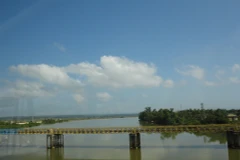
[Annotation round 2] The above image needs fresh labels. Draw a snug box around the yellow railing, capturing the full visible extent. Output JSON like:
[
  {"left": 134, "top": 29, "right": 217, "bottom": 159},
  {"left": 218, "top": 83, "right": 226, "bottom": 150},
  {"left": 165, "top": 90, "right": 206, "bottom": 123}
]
[{"left": 14, "top": 124, "right": 240, "bottom": 135}]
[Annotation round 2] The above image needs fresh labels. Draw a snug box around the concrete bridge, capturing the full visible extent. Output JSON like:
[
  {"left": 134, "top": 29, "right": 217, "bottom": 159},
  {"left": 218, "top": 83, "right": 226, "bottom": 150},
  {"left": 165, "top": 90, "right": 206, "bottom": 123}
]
[{"left": 0, "top": 124, "right": 240, "bottom": 149}]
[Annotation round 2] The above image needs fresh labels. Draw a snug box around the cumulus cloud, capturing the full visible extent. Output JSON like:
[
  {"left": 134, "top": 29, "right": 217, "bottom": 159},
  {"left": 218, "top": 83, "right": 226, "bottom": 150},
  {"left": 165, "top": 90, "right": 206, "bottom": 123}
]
[
  {"left": 96, "top": 92, "right": 112, "bottom": 102},
  {"left": 5, "top": 55, "right": 175, "bottom": 100},
  {"left": 64, "top": 56, "right": 170, "bottom": 88},
  {"left": 176, "top": 65, "right": 205, "bottom": 80},
  {"left": 9, "top": 64, "right": 83, "bottom": 91},
  {"left": 53, "top": 42, "right": 66, "bottom": 52},
  {"left": 73, "top": 94, "right": 84, "bottom": 104},
  {"left": 4, "top": 80, "right": 55, "bottom": 97},
  {"left": 9, "top": 56, "right": 173, "bottom": 89},
  {"left": 232, "top": 64, "right": 240, "bottom": 72}
]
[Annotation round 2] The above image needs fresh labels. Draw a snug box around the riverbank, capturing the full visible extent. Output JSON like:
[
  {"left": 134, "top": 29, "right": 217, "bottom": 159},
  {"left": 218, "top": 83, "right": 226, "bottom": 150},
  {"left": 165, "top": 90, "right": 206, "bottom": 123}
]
[
  {"left": 67, "top": 115, "right": 137, "bottom": 121},
  {"left": 0, "top": 119, "right": 68, "bottom": 129},
  {"left": 0, "top": 122, "right": 41, "bottom": 129}
]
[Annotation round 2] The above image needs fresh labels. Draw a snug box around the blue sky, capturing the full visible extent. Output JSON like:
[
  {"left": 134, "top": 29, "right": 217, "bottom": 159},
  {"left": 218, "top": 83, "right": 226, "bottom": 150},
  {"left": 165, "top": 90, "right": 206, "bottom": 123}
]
[{"left": 0, "top": 0, "right": 240, "bottom": 116}]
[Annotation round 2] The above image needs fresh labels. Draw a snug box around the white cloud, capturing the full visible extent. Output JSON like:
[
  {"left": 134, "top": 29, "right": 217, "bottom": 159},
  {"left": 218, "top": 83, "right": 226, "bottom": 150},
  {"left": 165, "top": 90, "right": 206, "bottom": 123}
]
[
  {"left": 6, "top": 55, "right": 176, "bottom": 101},
  {"left": 10, "top": 56, "right": 174, "bottom": 89},
  {"left": 229, "top": 77, "right": 240, "bottom": 84},
  {"left": 163, "top": 79, "right": 174, "bottom": 88},
  {"left": 176, "top": 65, "right": 205, "bottom": 80},
  {"left": 54, "top": 42, "right": 66, "bottom": 52},
  {"left": 64, "top": 56, "right": 169, "bottom": 88},
  {"left": 204, "top": 81, "right": 218, "bottom": 86},
  {"left": 96, "top": 92, "right": 111, "bottom": 102},
  {"left": 73, "top": 94, "right": 84, "bottom": 104},
  {"left": 9, "top": 64, "right": 83, "bottom": 91},
  {"left": 232, "top": 64, "right": 240, "bottom": 72},
  {"left": 4, "top": 80, "right": 55, "bottom": 97}
]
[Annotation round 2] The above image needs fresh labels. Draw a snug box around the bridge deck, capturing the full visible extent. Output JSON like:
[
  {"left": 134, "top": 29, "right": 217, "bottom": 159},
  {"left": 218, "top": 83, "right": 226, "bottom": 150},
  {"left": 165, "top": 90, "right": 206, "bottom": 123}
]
[{"left": 1, "top": 124, "right": 240, "bottom": 135}]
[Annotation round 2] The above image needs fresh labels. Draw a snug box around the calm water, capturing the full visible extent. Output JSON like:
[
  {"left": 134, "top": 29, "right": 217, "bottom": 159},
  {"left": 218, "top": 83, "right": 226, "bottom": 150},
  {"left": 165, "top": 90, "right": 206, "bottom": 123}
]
[{"left": 0, "top": 117, "right": 239, "bottom": 160}]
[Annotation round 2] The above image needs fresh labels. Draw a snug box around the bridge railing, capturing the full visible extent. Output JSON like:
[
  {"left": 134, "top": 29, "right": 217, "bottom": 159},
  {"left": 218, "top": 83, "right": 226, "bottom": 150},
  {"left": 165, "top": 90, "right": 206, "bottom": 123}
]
[{"left": 0, "top": 124, "right": 240, "bottom": 135}]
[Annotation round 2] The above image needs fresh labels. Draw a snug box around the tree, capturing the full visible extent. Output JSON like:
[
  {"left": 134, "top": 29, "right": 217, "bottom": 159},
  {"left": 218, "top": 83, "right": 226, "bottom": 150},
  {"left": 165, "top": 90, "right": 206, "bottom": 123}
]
[{"left": 138, "top": 107, "right": 231, "bottom": 125}]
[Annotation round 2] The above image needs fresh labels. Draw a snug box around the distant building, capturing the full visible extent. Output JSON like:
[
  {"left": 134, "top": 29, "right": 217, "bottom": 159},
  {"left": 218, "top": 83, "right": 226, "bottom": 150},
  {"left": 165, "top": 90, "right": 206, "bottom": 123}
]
[
  {"left": 36, "top": 121, "right": 42, "bottom": 124},
  {"left": 227, "top": 114, "right": 238, "bottom": 121},
  {"left": 16, "top": 122, "right": 29, "bottom": 125}
]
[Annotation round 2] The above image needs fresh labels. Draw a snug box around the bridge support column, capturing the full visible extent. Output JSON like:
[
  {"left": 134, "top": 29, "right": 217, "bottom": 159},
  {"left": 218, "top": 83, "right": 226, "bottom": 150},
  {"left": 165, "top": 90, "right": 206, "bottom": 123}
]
[
  {"left": 227, "top": 131, "right": 240, "bottom": 149},
  {"left": 136, "top": 133, "right": 141, "bottom": 148},
  {"left": 46, "top": 134, "right": 64, "bottom": 149},
  {"left": 129, "top": 133, "right": 141, "bottom": 149}
]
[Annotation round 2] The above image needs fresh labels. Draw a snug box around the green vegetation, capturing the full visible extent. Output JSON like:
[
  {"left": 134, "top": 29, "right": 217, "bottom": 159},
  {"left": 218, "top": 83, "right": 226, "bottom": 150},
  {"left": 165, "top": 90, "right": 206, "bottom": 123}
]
[
  {"left": 159, "top": 131, "right": 227, "bottom": 144},
  {"left": 193, "top": 132, "right": 227, "bottom": 144},
  {"left": 160, "top": 132, "right": 179, "bottom": 140},
  {"left": 42, "top": 119, "right": 68, "bottom": 124},
  {"left": 139, "top": 107, "right": 239, "bottom": 125},
  {"left": 0, "top": 118, "right": 68, "bottom": 129},
  {"left": 0, "top": 121, "right": 41, "bottom": 129}
]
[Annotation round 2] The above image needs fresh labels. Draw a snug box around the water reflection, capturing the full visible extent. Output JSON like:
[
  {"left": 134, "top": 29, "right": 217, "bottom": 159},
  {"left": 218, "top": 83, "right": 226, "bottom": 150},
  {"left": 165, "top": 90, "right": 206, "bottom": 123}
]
[
  {"left": 0, "top": 140, "right": 238, "bottom": 160},
  {"left": 228, "top": 149, "right": 240, "bottom": 160},
  {"left": 130, "top": 149, "right": 141, "bottom": 160},
  {"left": 193, "top": 132, "right": 227, "bottom": 144},
  {"left": 47, "top": 148, "right": 64, "bottom": 160},
  {"left": 44, "top": 147, "right": 240, "bottom": 160},
  {"left": 160, "top": 132, "right": 227, "bottom": 145},
  {"left": 46, "top": 148, "right": 142, "bottom": 160},
  {"left": 160, "top": 132, "right": 179, "bottom": 140}
]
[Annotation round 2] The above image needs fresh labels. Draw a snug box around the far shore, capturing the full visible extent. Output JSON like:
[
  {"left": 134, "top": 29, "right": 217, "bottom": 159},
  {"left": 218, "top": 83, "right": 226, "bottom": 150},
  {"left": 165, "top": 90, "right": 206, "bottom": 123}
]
[{"left": 66, "top": 115, "right": 138, "bottom": 121}]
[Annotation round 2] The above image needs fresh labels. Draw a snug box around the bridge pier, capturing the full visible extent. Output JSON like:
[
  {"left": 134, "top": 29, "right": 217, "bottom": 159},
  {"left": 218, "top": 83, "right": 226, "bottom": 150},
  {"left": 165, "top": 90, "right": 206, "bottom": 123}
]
[
  {"left": 129, "top": 133, "right": 141, "bottom": 149},
  {"left": 46, "top": 134, "right": 64, "bottom": 149},
  {"left": 226, "top": 131, "right": 240, "bottom": 149}
]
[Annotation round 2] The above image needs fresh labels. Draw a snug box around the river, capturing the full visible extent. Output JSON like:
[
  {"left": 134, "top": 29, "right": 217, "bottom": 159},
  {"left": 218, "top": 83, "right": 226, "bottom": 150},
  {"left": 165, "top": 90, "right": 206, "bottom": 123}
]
[{"left": 0, "top": 117, "right": 239, "bottom": 160}]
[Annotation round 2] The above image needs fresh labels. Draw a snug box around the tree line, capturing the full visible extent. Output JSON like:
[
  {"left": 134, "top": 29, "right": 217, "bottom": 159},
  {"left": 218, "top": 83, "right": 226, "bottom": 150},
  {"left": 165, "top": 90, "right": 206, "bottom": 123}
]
[
  {"left": 139, "top": 107, "right": 239, "bottom": 125},
  {"left": 42, "top": 119, "right": 68, "bottom": 124}
]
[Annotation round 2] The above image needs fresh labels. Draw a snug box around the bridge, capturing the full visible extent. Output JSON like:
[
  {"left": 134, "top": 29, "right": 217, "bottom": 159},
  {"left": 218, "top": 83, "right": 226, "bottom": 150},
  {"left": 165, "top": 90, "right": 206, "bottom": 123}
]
[{"left": 1, "top": 124, "right": 240, "bottom": 149}]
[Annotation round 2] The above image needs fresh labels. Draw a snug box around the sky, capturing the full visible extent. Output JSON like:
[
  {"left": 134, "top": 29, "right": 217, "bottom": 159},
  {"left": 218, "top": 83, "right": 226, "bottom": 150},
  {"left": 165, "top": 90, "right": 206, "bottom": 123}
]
[{"left": 0, "top": 0, "right": 240, "bottom": 116}]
